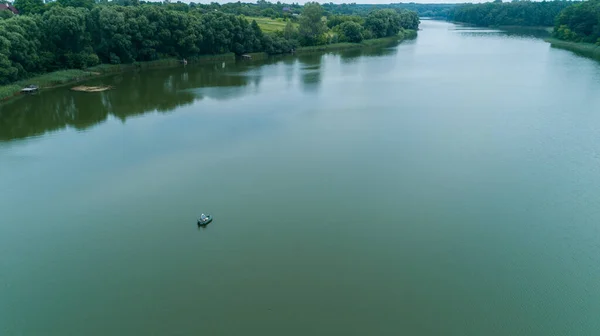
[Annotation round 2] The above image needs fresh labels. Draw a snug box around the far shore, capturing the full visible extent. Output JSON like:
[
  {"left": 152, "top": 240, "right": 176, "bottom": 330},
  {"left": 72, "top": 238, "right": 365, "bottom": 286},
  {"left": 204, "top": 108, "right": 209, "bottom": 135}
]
[{"left": 0, "top": 31, "right": 416, "bottom": 104}]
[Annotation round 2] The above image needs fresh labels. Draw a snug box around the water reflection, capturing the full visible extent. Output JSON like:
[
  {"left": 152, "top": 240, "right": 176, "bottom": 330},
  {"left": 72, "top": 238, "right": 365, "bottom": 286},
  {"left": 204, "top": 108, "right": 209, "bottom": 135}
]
[
  {"left": 0, "top": 63, "right": 250, "bottom": 142},
  {"left": 297, "top": 54, "right": 323, "bottom": 93},
  {"left": 501, "top": 27, "right": 552, "bottom": 39},
  {"left": 339, "top": 46, "right": 398, "bottom": 64},
  {"left": 0, "top": 47, "right": 402, "bottom": 142},
  {"left": 453, "top": 26, "right": 551, "bottom": 39}
]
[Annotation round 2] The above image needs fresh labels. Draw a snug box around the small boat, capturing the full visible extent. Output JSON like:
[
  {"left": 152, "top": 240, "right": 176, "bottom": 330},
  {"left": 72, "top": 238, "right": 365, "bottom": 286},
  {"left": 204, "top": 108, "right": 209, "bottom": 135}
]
[
  {"left": 197, "top": 214, "right": 213, "bottom": 226},
  {"left": 21, "top": 85, "right": 39, "bottom": 94}
]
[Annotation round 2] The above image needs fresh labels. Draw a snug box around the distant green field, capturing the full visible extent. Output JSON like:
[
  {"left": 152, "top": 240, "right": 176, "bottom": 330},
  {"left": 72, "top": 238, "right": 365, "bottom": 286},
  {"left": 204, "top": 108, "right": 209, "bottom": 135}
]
[{"left": 246, "top": 16, "right": 295, "bottom": 33}]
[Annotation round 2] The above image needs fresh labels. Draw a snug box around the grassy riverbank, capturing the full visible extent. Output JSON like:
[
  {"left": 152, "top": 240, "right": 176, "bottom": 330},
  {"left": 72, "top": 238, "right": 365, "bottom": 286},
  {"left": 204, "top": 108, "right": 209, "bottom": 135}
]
[
  {"left": 0, "top": 54, "right": 235, "bottom": 102},
  {"left": 546, "top": 38, "right": 600, "bottom": 61},
  {"left": 0, "top": 70, "right": 98, "bottom": 101},
  {"left": 297, "top": 30, "right": 417, "bottom": 53}
]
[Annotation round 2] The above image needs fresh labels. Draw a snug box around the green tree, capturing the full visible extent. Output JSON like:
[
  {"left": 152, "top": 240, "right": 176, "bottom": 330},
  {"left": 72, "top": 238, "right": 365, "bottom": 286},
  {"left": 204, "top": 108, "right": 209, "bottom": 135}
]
[
  {"left": 0, "top": 15, "right": 42, "bottom": 76},
  {"left": 283, "top": 21, "right": 298, "bottom": 40},
  {"left": 57, "top": 0, "right": 95, "bottom": 9},
  {"left": 41, "top": 6, "right": 96, "bottom": 68},
  {"left": 365, "top": 9, "right": 401, "bottom": 38},
  {"left": 13, "top": 0, "right": 45, "bottom": 15},
  {"left": 0, "top": 10, "right": 13, "bottom": 19},
  {"left": 554, "top": 0, "right": 600, "bottom": 43},
  {"left": 326, "top": 14, "right": 363, "bottom": 29},
  {"left": 451, "top": 1, "right": 572, "bottom": 27},
  {"left": 261, "top": 7, "right": 276, "bottom": 18},
  {"left": 298, "top": 2, "right": 326, "bottom": 46},
  {"left": 398, "top": 10, "right": 419, "bottom": 30},
  {"left": 0, "top": 35, "right": 19, "bottom": 84},
  {"left": 338, "top": 21, "right": 363, "bottom": 43}
]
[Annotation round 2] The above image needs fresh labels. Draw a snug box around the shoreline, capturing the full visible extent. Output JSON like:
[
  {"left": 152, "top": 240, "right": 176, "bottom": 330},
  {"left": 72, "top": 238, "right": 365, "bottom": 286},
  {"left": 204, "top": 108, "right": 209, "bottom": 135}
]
[
  {"left": 451, "top": 21, "right": 553, "bottom": 31},
  {"left": 296, "top": 30, "right": 417, "bottom": 53},
  {"left": 0, "top": 54, "right": 235, "bottom": 103},
  {"left": 545, "top": 38, "right": 600, "bottom": 61},
  {"left": 0, "top": 32, "right": 416, "bottom": 104}
]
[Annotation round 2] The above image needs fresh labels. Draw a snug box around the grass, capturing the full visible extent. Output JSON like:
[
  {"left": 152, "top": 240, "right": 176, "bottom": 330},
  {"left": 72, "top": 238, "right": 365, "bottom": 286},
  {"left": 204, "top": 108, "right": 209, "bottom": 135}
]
[
  {"left": 0, "top": 84, "right": 22, "bottom": 101},
  {"left": 246, "top": 16, "right": 295, "bottom": 33},
  {"left": 21, "top": 69, "right": 97, "bottom": 87},
  {"left": 545, "top": 38, "right": 600, "bottom": 61},
  {"left": 0, "top": 70, "right": 97, "bottom": 101}
]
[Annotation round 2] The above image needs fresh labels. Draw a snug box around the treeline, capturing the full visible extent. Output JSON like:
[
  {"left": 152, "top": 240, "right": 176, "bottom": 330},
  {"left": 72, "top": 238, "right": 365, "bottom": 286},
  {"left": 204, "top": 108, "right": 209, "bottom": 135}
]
[
  {"left": 327, "top": 9, "right": 419, "bottom": 44},
  {"left": 0, "top": 1, "right": 418, "bottom": 85},
  {"left": 554, "top": 0, "right": 600, "bottom": 44},
  {"left": 322, "top": 3, "right": 454, "bottom": 19},
  {"left": 450, "top": 1, "right": 573, "bottom": 27},
  {"left": 176, "top": 2, "right": 451, "bottom": 19},
  {"left": 140, "top": 0, "right": 303, "bottom": 19},
  {"left": 0, "top": 6, "right": 283, "bottom": 84}
]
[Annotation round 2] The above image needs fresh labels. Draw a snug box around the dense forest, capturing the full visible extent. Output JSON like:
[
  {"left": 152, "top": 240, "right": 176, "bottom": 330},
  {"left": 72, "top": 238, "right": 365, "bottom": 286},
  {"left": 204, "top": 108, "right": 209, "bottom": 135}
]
[
  {"left": 0, "top": 1, "right": 418, "bottom": 85},
  {"left": 553, "top": 0, "right": 600, "bottom": 44},
  {"left": 450, "top": 1, "right": 573, "bottom": 27},
  {"left": 322, "top": 3, "right": 455, "bottom": 19},
  {"left": 448, "top": 0, "right": 600, "bottom": 45}
]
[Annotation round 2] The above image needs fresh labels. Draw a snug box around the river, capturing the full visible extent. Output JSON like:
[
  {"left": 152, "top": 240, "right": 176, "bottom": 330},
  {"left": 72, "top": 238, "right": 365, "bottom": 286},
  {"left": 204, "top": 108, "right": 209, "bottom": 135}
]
[{"left": 1, "top": 20, "right": 600, "bottom": 335}]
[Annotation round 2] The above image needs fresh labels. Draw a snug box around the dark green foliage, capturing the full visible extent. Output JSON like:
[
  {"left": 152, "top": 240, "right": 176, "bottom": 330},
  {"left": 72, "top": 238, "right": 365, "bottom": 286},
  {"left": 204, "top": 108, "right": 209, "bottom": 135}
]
[
  {"left": 57, "top": 0, "right": 95, "bottom": 9},
  {"left": 393, "top": 3, "right": 455, "bottom": 19},
  {"left": 0, "top": 10, "right": 13, "bottom": 19},
  {"left": 451, "top": 1, "right": 573, "bottom": 27},
  {"left": 327, "top": 15, "right": 363, "bottom": 29},
  {"left": 0, "top": 0, "right": 419, "bottom": 86},
  {"left": 0, "top": 15, "right": 42, "bottom": 83},
  {"left": 13, "top": 0, "right": 44, "bottom": 15},
  {"left": 338, "top": 21, "right": 363, "bottom": 43},
  {"left": 554, "top": 0, "right": 600, "bottom": 44},
  {"left": 365, "top": 9, "right": 403, "bottom": 39},
  {"left": 398, "top": 10, "right": 419, "bottom": 30},
  {"left": 41, "top": 7, "right": 95, "bottom": 69},
  {"left": 298, "top": 2, "right": 327, "bottom": 46},
  {"left": 262, "top": 34, "right": 298, "bottom": 54},
  {"left": 325, "top": 8, "right": 417, "bottom": 42},
  {"left": 283, "top": 21, "right": 299, "bottom": 40},
  {"left": 190, "top": 1, "right": 301, "bottom": 19},
  {"left": 0, "top": 4, "right": 270, "bottom": 83},
  {"left": 322, "top": 3, "right": 454, "bottom": 19}
]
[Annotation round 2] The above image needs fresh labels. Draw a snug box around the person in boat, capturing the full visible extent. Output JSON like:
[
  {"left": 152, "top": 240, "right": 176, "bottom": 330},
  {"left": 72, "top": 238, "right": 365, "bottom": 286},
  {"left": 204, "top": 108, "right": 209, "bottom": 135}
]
[{"left": 200, "top": 214, "right": 207, "bottom": 222}]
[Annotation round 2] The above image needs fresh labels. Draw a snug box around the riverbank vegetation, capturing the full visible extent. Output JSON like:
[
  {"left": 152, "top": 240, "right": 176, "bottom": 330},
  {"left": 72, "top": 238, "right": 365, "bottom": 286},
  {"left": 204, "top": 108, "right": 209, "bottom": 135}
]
[
  {"left": 297, "top": 31, "right": 416, "bottom": 53},
  {"left": 450, "top": 1, "right": 573, "bottom": 27},
  {"left": 0, "top": 0, "right": 419, "bottom": 90},
  {"left": 546, "top": 38, "right": 600, "bottom": 60},
  {"left": 553, "top": 0, "right": 600, "bottom": 45}
]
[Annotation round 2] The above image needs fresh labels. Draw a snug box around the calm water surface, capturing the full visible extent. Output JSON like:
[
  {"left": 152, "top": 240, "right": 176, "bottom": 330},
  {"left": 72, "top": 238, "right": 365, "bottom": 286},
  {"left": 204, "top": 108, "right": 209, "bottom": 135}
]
[{"left": 2, "top": 21, "right": 600, "bottom": 335}]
